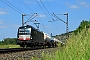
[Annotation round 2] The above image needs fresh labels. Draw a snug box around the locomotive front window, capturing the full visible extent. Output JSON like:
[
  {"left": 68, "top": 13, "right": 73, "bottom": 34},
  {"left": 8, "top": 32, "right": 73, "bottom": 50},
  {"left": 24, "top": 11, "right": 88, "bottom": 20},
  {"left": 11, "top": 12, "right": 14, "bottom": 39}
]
[
  {"left": 25, "top": 29, "right": 30, "bottom": 33},
  {"left": 19, "top": 28, "right": 31, "bottom": 35}
]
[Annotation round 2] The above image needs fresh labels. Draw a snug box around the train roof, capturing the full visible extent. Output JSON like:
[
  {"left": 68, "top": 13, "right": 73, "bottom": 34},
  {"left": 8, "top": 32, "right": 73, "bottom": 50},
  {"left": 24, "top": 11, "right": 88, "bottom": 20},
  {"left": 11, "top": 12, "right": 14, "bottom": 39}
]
[
  {"left": 18, "top": 25, "right": 43, "bottom": 32},
  {"left": 43, "top": 32, "right": 51, "bottom": 36},
  {"left": 19, "top": 25, "right": 34, "bottom": 28}
]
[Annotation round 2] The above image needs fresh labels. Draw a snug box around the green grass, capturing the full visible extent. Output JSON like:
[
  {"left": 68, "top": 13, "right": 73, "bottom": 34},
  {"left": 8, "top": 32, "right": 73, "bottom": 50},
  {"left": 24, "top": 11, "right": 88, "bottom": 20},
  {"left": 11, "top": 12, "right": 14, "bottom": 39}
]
[
  {"left": 0, "top": 45, "right": 20, "bottom": 49},
  {"left": 37, "top": 29, "right": 90, "bottom": 60}
]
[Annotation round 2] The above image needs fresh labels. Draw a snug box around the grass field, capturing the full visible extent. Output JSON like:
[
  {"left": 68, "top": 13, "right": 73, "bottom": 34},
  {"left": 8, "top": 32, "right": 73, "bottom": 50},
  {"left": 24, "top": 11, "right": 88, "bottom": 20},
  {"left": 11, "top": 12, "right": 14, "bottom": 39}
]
[
  {"left": 33, "top": 29, "right": 90, "bottom": 60},
  {"left": 0, "top": 45, "right": 20, "bottom": 49}
]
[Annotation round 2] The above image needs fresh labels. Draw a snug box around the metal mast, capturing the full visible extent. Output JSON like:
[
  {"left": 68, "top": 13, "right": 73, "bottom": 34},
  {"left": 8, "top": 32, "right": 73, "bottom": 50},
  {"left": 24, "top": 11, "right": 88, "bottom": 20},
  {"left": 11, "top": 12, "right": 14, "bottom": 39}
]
[
  {"left": 51, "top": 13, "right": 69, "bottom": 39},
  {"left": 22, "top": 13, "right": 38, "bottom": 26},
  {"left": 65, "top": 13, "right": 69, "bottom": 39},
  {"left": 22, "top": 14, "right": 26, "bottom": 26}
]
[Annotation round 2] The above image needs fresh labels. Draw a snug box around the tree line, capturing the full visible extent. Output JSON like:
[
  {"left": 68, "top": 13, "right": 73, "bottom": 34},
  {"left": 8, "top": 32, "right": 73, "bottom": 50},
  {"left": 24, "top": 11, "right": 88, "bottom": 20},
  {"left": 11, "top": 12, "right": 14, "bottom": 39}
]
[
  {"left": 0, "top": 38, "right": 17, "bottom": 45},
  {"left": 74, "top": 20, "right": 90, "bottom": 34},
  {"left": 53, "top": 20, "right": 90, "bottom": 39}
]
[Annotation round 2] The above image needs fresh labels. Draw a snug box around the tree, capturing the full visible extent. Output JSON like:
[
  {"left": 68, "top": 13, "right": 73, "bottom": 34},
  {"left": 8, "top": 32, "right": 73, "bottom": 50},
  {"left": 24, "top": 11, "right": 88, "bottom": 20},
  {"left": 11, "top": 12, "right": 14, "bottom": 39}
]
[
  {"left": 74, "top": 20, "right": 90, "bottom": 34},
  {"left": 0, "top": 38, "right": 17, "bottom": 45}
]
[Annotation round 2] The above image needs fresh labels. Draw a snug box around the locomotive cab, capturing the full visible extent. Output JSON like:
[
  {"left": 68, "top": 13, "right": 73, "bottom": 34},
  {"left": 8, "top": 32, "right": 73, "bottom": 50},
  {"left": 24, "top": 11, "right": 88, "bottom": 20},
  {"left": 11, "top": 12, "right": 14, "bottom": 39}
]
[
  {"left": 18, "top": 27, "right": 31, "bottom": 40},
  {"left": 17, "top": 25, "right": 44, "bottom": 47},
  {"left": 17, "top": 25, "right": 32, "bottom": 47}
]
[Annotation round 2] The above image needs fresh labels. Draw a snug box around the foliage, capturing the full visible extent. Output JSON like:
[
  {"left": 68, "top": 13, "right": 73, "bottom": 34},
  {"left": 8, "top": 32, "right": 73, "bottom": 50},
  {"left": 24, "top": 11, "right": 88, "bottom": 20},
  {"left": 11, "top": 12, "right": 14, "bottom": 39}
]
[
  {"left": 74, "top": 20, "right": 90, "bottom": 34},
  {"left": 54, "top": 20, "right": 90, "bottom": 38},
  {"left": 0, "top": 38, "right": 17, "bottom": 45}
]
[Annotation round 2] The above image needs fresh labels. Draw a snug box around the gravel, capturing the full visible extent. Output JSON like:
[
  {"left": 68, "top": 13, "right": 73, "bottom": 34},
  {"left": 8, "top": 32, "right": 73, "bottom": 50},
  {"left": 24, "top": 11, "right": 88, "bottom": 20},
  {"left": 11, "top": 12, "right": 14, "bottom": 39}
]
[{"left": 0, "top": 47, "right": 60, "bottom": 60}]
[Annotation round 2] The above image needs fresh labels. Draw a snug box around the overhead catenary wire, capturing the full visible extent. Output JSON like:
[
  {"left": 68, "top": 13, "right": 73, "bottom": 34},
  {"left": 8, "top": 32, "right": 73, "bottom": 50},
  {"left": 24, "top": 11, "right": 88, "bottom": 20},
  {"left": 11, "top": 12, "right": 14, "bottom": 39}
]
[
  {"left": 56, "top": 21, "right": 65, "bottom": 32},
  {"left": 35, "top": 0, "right": 51, "bottom": 34},
  {"left": 51, "top": 22, "right": 61, "bottom": 32},
  {"left": 24, "top": 13, "right": 38, "bottom": 24},
  {"left": 5, "top": 0, "right": 24, "bottom": 14},
  {"left": 52, "top": 13, "right": 66, "bottom": 23},
  {"left": 45, "top": 1, "right": 66, "bottom": 34},
  {"left": 45, "top": 0, "right": 63, "bottom": 32},
  {"left": 1, "top": 0, "right": 66, "bottom": 36},
  {"left": 18, "top": 0, "right": 34, "bottom": 13},
  {"left": 45, "top": 0, "right": 66, "bottom": 33},
  {"left": 40, "top": 24, "right": 50, "bottom": 34},
  {"left": 1, "top": 0, "right": 56, "bottom": 33},
  {"left": 3, "top": 0, "right": 35, "bottom": 19},
  {"left": 1, "top": 0, "right": 22, "bottom": 14},
  {"left": 36, "top": 0, "right": 61, "bottom": 34},
  {"left": 36, "top": 15, "right": 50, "bottom": 34},
  {"left": 1, "top": 0, "right": 37, "bottom": 26},
  {"left": 40, "top": 0, "right": 54, "bottom": 20},
  {"left": 6, "top": 0, "right": 37, "bottom": 24},
  {"left": 36, "top": 0, "right": 51, "bottom": 20},
  {"left": 40, "top": 0, "right": 60, "bottom": 32},
  {"left": 46, "top": 0, "right": 53, "bottom": 13}
]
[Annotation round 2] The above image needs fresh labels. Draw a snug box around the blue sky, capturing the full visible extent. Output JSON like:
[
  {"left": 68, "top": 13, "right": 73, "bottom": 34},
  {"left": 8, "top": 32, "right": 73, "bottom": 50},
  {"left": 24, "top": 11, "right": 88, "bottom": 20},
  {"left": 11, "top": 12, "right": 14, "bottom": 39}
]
[{"left": 0, "top": 0, "right": 90, "bottom": 41}]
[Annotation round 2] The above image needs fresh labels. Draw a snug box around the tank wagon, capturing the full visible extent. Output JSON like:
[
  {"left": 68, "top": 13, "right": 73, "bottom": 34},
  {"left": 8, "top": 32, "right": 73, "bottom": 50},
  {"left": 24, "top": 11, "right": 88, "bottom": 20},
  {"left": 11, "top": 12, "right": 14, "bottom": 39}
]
[{"left": 17, "top": 25, "right": 60, "bottom": 47}]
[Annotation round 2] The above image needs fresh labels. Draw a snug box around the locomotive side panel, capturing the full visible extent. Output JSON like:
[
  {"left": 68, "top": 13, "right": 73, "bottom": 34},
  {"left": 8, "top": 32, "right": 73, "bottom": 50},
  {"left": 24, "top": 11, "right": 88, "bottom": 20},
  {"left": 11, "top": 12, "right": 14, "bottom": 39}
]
[
  {"left": 31, "top": 29, "right": 44, "bottom": 43},
  {"left": 36, "top": 31, "right": 44, "bottom": 43}
]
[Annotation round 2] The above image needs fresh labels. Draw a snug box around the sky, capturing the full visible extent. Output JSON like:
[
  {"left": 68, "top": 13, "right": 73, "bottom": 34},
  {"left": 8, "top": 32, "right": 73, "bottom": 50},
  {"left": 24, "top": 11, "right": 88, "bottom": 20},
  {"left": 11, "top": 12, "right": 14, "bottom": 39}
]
[{"left": 0, "top": 0, "right": 90, "bottom": 41}]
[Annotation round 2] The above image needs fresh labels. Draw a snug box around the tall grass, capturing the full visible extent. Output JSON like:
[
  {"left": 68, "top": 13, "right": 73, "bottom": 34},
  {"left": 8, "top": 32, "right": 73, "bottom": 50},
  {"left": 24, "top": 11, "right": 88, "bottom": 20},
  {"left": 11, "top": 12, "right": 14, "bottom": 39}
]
[
  {"left": 40, "top": 29, "right": 90, "bottom": 60},
  {"left": 0, "top": 45, "right": 20, "bottom": 48}
]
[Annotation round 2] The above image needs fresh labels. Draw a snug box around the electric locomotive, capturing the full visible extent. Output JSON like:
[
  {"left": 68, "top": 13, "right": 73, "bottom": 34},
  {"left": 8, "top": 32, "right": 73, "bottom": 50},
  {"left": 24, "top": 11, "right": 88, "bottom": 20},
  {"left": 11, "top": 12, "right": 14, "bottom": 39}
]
[
  {"left": 17, "top": 25, "right": 44, "bottom": 47},
  {"left": 17, "top": 25, "right": 60, "bottom": 47}
]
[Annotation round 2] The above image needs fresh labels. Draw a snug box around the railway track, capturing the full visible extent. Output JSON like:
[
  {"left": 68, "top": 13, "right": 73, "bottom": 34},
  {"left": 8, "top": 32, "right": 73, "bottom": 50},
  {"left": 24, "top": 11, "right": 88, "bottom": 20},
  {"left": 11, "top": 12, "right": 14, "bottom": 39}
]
[
  {"left": 0, "top": 47, "right": 59, "bottom": 60},
  {"left": 0, "top": 47, "right": 45, "bottom": 53}
]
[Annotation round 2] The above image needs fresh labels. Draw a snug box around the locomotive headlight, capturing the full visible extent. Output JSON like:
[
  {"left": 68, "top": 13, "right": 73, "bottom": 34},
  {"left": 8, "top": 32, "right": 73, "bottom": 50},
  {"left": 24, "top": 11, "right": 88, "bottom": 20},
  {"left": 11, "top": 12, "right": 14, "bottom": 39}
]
[
  {"left": 31, "top": 36, "right": 32, "bottom": 39},
  {"left": 25, "top": 27, "right": 26, "bottom": 28}
]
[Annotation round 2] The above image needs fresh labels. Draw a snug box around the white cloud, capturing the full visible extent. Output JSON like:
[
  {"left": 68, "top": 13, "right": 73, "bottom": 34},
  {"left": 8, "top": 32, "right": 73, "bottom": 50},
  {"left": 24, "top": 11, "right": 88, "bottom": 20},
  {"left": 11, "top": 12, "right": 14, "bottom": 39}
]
[
  {"left": 77, "top": 1, "right": 90, "bottom": 8},
  {"left": 37, "top": 0, "right": 53, "bottom": 1},
  {"left": 0, "top": 8, "right": 8, "bottom": 10},
  {"left": 66, "top": 1, "right": 90, "bottom": 9},
  {"left": 65, "top": 2, "right": 78, "bottom": 9},
  {"left": 0, "top": 11, "right": 7, "bottom": 15},
  {"left": 70, "top": 5, "right": 78, "bottom": 9},
  {"left": 76, "top": 0, "right": 79, "bottom": 2},
  {"left": 0, "top": 26, "right": 7, "bottom": 28},
  {"left": 38, "top": 14, "right": 46, "bottom": 18},
  {"left": 79, "top": 2, "right": 87, "bottom": 5},
  {"left": 0, "top": 8, "right": 8, "bottom": 15},
  {"left": 85, "top": 4, "right": 90, "bottom": 7},
  {"left": 0, "top": 19, "right": 20, "bottom": 29},
  {"left": 0, "top": 20, "right": 3, "bottom": 24},
  {"left": 6, "top": 24, "right": 20, "bottom": 28},
  {"left": 25, "top": 1, "right": 36, "bottom": 4},
  {"left": 12, "top": 24, "right": 20, "bottom": 28}
]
